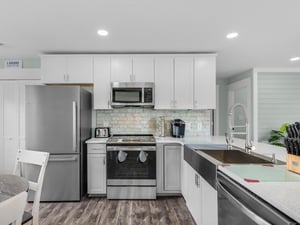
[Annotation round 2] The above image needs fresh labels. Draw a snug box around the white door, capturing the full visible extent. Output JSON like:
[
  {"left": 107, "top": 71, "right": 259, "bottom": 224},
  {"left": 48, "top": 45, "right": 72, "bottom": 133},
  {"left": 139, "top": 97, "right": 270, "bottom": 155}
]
[
  {"left": 174, "top": 57, "right": 194, "bottom": 109},
  {"left": 93, "top": 57, "right": 111, "bottom": 109},
  {"left": 194, "top": 56, "right": 216, "bottom": 109},
  {"left": 67, "top": 56, "right": 93, "bottom": 83},
  {"left": 87, "top": 154, "right": 106, "bottom": 194},
  {"left": 228, "top": 78, "right": 251, "bottom": 139},
  {"left": 132, "top": 56, "right": 154, "bottom": 82},
  {"left": 163, "top": 145, "right": 181, "bottom": 192},
  {"left": 111, "top": 56, "right": 132, "bottom": 82},
  {"left": 42, "top": 56, "right": 66, "bottom": 83},
  {"left": 154, "top": 57, "right": 174, "bottom": 109},
  {"left": 0, "top": 83, "right": 20, "bottom": 173}
]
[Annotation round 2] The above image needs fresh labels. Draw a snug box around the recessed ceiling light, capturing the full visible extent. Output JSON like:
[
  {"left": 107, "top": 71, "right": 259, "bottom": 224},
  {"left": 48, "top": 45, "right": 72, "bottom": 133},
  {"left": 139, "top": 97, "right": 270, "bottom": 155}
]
[
  {"left": 226, "top": 32, "right": 239, "bottom": 39},
  {"left": 290, "top": 57, "right": 300, "bottom": 62},
  {"left": 97, "top": 29, "right": 109, "bottom": 36}
]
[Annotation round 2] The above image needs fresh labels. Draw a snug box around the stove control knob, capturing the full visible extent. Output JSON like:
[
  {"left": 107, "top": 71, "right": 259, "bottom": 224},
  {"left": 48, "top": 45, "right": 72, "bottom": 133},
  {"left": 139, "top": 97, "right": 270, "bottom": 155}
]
[{"left": 138, "top": 151, "right": 148, "bottom": 163}]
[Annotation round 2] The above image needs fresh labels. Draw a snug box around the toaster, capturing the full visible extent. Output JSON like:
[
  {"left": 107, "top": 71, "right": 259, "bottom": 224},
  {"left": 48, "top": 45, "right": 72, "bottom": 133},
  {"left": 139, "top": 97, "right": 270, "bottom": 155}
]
[{"left": 95, "top": 127, "right": 110, "bottom": 138}]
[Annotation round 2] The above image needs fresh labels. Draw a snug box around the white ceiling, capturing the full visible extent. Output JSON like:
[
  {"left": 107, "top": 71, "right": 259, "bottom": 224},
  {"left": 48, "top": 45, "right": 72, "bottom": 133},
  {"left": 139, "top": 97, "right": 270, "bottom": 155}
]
[{"left": 0, "top": 0, "right": 300, "bottom": 78}]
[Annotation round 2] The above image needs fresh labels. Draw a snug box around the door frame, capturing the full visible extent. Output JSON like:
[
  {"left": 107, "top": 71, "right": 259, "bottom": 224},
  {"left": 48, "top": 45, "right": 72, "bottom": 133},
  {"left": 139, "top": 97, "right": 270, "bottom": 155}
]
[{"left": 227, "top": 78, "right": 251, "bottom": 139}]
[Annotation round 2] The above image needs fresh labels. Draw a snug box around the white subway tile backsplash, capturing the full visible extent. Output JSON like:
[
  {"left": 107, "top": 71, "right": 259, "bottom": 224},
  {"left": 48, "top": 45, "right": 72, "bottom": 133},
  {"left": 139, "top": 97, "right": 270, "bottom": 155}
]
[{"left": 96, "top": 108, "right": 211, "bottom": 136}]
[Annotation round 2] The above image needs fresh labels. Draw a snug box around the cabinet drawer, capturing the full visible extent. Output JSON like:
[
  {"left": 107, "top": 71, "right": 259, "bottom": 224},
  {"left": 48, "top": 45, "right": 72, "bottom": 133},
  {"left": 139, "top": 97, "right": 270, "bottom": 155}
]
[{"left": 87, "top": 144, "right": 106, "bottom": 154}]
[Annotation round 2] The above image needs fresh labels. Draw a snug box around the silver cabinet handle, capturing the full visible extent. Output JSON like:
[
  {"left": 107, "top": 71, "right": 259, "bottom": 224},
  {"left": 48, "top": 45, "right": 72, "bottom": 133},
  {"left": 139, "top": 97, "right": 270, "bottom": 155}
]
[
  {"left": 217, "top": 180, "right": 271, "bottom": 225},
  {"left": 103, "top": 158, "right": 106, "bottom": 165},
  {"left": 72, "top": 101, "right": 77, "bottom": 152}
]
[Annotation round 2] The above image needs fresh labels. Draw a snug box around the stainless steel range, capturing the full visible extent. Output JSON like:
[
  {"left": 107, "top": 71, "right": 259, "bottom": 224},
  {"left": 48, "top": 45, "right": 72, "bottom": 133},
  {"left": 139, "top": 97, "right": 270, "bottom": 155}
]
[{"left": 106, "top": 134, "right": 156, "bottom": 199}]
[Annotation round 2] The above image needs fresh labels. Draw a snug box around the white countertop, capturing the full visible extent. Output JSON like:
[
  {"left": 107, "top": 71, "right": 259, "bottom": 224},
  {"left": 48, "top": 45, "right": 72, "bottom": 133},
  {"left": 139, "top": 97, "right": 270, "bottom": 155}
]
[
  {"left": 85, "top": 138, "right": 108, "bottom": 144},
  {"left": 219, "top": 165, "right": 300, "bottom": 222}
]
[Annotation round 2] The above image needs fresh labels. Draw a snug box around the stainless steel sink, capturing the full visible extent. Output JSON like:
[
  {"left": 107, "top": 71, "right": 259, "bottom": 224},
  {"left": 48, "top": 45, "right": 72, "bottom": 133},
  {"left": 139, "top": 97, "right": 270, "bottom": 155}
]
[{"left": 199, "top": 150, "right": 273, "bottom": 164}]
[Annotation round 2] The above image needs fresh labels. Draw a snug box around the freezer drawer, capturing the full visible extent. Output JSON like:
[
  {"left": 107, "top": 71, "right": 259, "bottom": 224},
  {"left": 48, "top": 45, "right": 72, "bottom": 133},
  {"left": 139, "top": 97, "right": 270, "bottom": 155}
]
[{"left": 25, "top": 154, "right": 80, "bottom": 201}]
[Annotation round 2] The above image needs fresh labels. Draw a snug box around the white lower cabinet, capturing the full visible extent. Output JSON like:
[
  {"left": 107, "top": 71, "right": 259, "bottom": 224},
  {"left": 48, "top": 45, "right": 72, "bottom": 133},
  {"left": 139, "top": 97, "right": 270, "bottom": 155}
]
[
  {"left": 157, "top": 144, "right": 181, "bottom": 194},
  {"left": 87, "top": 144, "right": 106, "bottom": 195},
  {"left": 183, "top": 161, "right": 217, "bottom": 225}
]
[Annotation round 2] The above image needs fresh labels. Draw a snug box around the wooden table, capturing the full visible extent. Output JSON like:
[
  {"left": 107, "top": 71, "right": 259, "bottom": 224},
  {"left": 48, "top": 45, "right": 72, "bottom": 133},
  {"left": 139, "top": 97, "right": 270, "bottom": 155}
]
[{"left": 0, "top": 174, "right": 29, "bottom": 202}]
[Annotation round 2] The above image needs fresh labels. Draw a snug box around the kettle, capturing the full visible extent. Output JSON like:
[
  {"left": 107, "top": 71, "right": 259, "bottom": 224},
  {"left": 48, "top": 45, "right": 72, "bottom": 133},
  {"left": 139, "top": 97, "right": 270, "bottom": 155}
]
[{"left": 170, "top": 119, "right": 185, "bottom": 138}]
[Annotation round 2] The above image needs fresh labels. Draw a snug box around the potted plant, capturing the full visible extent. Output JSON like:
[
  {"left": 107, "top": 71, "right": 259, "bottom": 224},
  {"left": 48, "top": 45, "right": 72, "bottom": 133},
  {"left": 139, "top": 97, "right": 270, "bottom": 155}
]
[{"left": 268, "top": 123, "right": 289, "bottom": 147}]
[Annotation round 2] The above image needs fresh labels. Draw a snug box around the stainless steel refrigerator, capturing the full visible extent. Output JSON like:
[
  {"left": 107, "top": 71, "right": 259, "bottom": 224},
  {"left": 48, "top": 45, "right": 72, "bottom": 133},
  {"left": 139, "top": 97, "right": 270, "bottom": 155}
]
[{"left": 25, "top": 85, "right": 91, "bottom": 201}]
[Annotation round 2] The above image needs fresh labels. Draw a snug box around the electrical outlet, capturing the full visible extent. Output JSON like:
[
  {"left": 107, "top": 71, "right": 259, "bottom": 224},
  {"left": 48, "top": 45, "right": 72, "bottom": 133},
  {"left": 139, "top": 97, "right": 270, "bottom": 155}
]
[
  {"left": 198, "top": 122, "right": 202, "bottom": 130},
  {"left": 186, "top": 122, "right": 191, "bottom": 130}
]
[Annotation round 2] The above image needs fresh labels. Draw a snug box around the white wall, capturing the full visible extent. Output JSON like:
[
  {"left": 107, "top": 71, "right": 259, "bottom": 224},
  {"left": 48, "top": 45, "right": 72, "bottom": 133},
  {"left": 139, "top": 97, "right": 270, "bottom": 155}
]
[{"left": 257, "top": 72, "right": 300, "bottom": 141}]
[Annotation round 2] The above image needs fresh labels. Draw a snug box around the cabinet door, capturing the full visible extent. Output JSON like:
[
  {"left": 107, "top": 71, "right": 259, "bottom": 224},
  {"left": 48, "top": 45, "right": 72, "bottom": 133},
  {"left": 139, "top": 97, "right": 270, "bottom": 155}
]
[
  {"left": 201, "top": 177, "right": 218, "bottom": 225},
  {"left": 0, "top": 83, "right": 20, "bottom": 173},
  {"left": 111, "top": 56, "right": 132, "bottom": 82},
  {"left": 87, "top": 153, "right": 106, "bottom": 194},
  {"left": 94, "top": 57, "right": 111, "bottom": 109},
  {"left": 42, "top": 56, "right": 66, "bottom": 83},
  {"left": 67, "top": 56, "right": 93, "bottom": 83},
  {"left": 132, "top": 56, "right": 154, "bottom": 82},
  {"left": 174, "top": 57, "right": 194, "bottom": 109},
  {"left": 194, "top": 56, "right": 216, "bottom": 109},
  {"left": 164, "top": 145, "right": 181, "bottom": 192},
  {"left": 154, "top": 57, "right": 174, "bottom": 109}
]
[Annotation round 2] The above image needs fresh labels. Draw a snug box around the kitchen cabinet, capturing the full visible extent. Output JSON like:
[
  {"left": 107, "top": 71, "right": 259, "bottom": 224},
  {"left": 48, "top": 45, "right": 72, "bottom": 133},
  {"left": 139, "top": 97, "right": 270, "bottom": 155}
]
[
  {"left": 155, "top": 54, "right": 216, "bottom": 110},
  {"left": 87, "top": 143, "right": 106, "bottom": 195},
  {"left": 111, "top": 56, "right": 154, "bottom": 82},
  {"left": 194, "top": 55, "right": 216, "bottom": 109},
  {"left": 41, "top": 55, "right": 93, "bottom": 84},
  {"left": 93, "top": 57, "right": 111, "bottom": 109},
  {"left": 174, "top": 57, "right": 194, "bottom": 109},
  {"left": 183, "top": 160, "right": 217, "bottom": 225},
  {"left": 154, "top": 57, "right": 174, "bottom": 109},
  {"left": 157, "top": 144, "right": 181, "bottom": 194}
]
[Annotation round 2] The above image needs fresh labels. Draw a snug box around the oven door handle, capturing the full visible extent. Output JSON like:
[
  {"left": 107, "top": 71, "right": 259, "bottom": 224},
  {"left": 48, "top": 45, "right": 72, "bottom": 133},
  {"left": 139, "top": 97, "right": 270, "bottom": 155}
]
[{"left": 217, "top": 180, "right": 272, "bottom": 225}]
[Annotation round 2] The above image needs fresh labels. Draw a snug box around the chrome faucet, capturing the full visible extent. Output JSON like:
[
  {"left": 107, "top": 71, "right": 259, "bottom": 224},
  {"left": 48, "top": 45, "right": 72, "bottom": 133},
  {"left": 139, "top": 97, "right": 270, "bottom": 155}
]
[{"left": 226, "top": 103, "right": 255, "bottom": 153}]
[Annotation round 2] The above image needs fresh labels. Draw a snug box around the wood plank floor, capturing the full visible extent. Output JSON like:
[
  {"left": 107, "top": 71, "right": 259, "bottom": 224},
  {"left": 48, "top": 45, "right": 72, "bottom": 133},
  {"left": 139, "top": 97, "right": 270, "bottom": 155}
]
[{"left": 27, "top": 197, "right": 196, "bottom": 225}]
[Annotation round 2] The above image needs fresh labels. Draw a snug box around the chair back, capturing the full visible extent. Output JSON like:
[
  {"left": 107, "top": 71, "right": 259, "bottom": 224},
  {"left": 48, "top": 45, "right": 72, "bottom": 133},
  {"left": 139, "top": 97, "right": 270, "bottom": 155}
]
[
  {"left": 0, "top": 191, "right": 28, "bottom": 225},
  {"left": 13, "top": 149, "right": 49, "bottom": 225}
]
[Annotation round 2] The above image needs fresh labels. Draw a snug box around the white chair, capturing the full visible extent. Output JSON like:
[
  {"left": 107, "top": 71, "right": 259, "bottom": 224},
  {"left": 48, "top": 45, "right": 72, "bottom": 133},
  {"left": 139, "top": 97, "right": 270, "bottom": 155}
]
[
  {"left": 0, "top": 191, "right": 28, "bottom": 225},
  {"left": 13, "top": 149, "right": 50, "bottom": 225}
]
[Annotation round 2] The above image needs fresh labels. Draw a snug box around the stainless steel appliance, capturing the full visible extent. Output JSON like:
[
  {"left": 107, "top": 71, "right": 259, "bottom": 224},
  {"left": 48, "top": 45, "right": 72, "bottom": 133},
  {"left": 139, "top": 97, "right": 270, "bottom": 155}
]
[
  {"left": 95, "top": 127, "right": 110, "bottom": 138},
  {"left": 106, "top": 134, "right": 156, "bottom": 199},
  {"left": 217, "top": 171, "right": 297, "bottom": 225},
  {"left": 25, "top": 85, "right": 91, "bottom": 201},
  {"left": 171, "top": 119, "right": 185, "bottom": 138},
  {"left": 111, "top": 82, "right": 154, "bottom": 107}
]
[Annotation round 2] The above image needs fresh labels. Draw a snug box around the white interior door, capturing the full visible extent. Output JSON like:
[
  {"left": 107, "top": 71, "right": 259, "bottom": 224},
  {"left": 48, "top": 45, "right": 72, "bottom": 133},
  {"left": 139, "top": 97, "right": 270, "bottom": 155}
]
[{"left": 228, "top": 78, "right": 251, "bottom": 139}]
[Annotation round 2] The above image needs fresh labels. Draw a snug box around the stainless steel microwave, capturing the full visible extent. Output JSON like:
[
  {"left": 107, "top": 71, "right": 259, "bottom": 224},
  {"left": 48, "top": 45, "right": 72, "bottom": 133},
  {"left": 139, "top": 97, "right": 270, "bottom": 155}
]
[{"left": 111, "top": 82, "right": 154, "bottom": 107}]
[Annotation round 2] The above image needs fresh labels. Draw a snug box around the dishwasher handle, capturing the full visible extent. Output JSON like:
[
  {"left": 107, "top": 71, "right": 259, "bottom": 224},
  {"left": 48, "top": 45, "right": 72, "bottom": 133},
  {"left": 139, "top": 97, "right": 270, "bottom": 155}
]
[{"left": 217, "top": 179, "right": 272, "bottom": 225}]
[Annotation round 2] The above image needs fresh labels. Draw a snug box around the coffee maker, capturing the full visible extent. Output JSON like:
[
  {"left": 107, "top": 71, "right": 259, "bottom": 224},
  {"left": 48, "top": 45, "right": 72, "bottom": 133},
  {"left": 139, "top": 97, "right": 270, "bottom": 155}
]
[{"left": 171, "top": 119, "right": 185, "bottom": 138}]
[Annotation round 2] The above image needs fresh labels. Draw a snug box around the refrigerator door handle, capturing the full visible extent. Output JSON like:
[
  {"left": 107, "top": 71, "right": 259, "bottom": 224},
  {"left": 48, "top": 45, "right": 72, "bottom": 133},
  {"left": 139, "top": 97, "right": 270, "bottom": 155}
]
[
  {"left": 49, "top": 156, "right": 78, "bottom": 162},
  {"left": 73, "top": 101, "right": 77, "bottom": 152}
]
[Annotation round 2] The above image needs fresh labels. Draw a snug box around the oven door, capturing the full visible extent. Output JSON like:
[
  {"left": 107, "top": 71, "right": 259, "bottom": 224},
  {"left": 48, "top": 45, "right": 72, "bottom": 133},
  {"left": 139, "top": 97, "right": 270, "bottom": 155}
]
[
  {"left": 217, "top": 172, "right": 296, "bottom": 225},
  {"left": 107, "top": 147, "right": 156, "bottom": 180}
]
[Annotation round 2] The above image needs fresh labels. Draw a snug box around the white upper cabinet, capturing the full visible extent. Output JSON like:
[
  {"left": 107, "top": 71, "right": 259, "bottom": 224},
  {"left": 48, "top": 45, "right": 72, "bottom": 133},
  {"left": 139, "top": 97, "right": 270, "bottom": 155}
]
[
  {"left": 174, "top": 57, "right": 194, "bottom": 109},
  {"left": 194, "top": 56, "right": 216, "bottom": 109},
  {"left": 111, "top": 56, "right": 133, "bottom": 82},
  {"left": 93, "top": 57, "right": 111, "bottom": 109},
  {"left": 42, "top": 55, "right": 93, "bottom": 84},
  {"left": 132, "top": 56, "right": 154, "bottom": 82},
  {"left": 111, "top": 56, "right": 154, "bottom": 82},
  {"left": 154, "top": 57, "right": 174, "bottom": 109}
]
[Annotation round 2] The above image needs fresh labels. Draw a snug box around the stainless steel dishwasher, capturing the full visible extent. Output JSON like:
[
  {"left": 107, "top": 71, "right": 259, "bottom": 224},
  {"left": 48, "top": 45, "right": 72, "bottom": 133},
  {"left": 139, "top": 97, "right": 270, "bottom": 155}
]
[{"left": 217, "top": 171, "right": 298, "bottom": 225}]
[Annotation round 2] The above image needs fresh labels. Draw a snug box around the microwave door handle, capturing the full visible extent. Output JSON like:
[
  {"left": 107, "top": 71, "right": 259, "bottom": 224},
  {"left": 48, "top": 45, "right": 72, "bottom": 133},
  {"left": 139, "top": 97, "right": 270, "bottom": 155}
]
[
  {"left": 217, "top": 180, "right": 272, "bottom": 225},
  {"left": 72, "top": 101, "right": 77, "bottom": 152}
]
